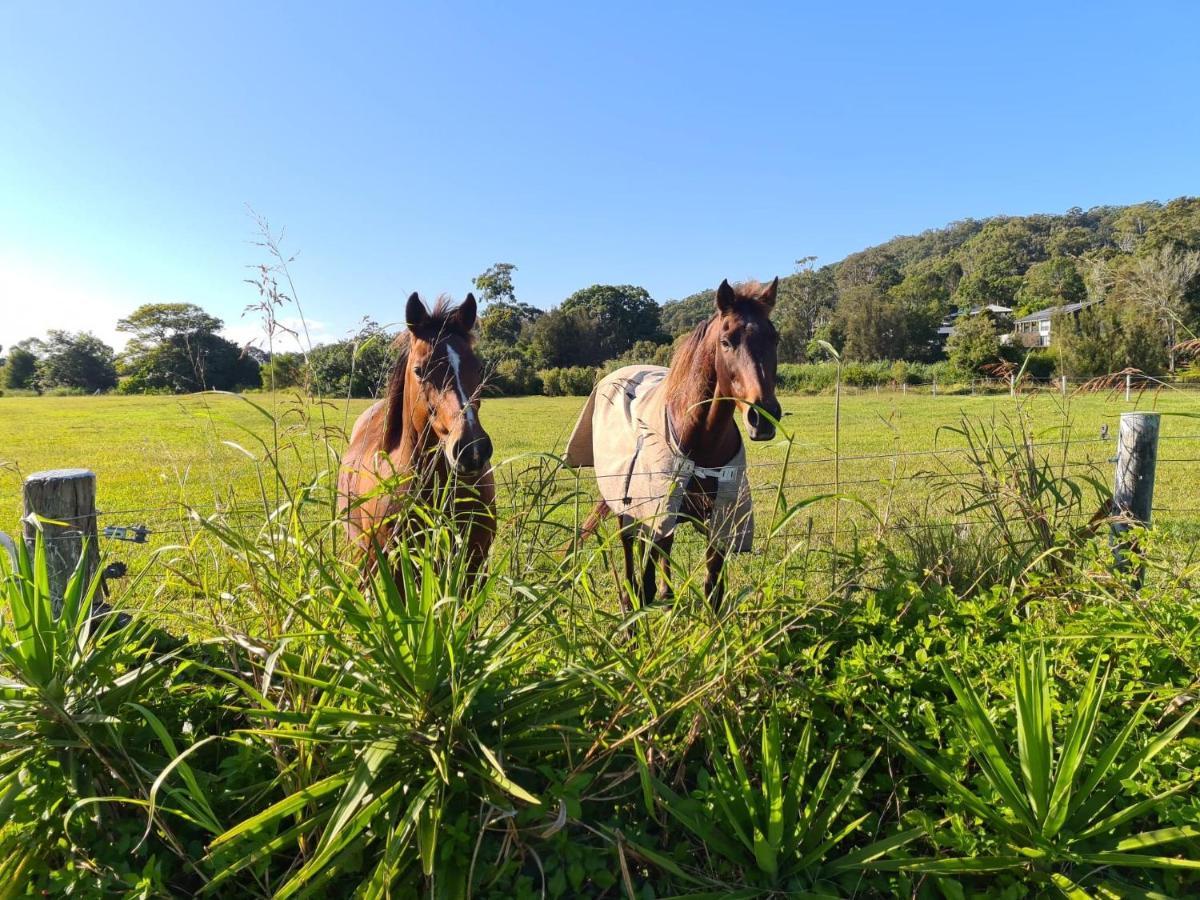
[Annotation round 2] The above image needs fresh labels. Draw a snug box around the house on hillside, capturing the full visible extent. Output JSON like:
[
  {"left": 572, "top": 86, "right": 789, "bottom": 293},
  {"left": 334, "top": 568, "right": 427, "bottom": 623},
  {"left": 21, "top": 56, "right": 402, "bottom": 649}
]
[
  {"left": 936, "top": 304, "right": 1013, "bottom": 350},
  {"left": 1012, "top": 300, "right": 1097, "bottom": 348}
]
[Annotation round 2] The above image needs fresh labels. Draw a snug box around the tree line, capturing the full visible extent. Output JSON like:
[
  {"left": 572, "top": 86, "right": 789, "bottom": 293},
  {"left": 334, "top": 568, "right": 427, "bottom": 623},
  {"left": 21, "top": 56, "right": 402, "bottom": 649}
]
[{"left": 4, "top": 197, "right": 1199, "bottom": 397}]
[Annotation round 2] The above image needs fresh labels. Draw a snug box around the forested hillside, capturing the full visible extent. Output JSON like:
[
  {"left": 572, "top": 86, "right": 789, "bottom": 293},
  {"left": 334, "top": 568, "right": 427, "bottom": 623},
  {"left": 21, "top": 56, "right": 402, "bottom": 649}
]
[{"left": 662, "top": 197, "right": 1200, "bottom": 367}]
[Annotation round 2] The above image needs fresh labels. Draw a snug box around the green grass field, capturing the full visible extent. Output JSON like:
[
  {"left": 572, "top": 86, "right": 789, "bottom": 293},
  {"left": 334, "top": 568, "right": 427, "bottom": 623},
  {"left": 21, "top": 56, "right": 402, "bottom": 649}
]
[
  {"left": 3, "top": 387, "right": 1199, "bottom": 599},
  {"left": 3, "top": 387, "right": 1199, "bottom": 531}
]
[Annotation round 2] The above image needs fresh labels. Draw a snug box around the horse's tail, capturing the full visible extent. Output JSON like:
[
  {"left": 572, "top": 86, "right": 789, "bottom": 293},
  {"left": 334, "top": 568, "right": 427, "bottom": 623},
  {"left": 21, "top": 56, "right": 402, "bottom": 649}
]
[{"left": 560, "top": 500, "right": 610, "bottom": 557}]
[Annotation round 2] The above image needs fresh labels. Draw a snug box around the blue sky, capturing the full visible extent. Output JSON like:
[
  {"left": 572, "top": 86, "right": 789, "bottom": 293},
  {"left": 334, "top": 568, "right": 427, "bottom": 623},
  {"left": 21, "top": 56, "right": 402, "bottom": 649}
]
[{"left": 2, "top": 1, "right": 1198, "bottom": 352}]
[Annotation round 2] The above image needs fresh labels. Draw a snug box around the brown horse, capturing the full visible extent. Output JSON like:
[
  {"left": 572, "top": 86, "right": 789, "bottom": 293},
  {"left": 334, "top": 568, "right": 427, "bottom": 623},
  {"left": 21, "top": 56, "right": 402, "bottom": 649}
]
[
  {"left": 338, "top": 292, "right": 495, "bottom": 573},
  {"left": 575, "top": 278, "right": 782, "bottom": 611}
]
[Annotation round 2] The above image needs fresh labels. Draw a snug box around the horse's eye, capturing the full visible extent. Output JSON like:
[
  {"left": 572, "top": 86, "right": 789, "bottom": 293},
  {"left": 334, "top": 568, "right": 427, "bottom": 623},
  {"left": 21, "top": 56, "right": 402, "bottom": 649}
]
[
  {"left": 720, "top": 338, "right": 733, "bottom": 350},
  {"left": 413, "top": 363, "right": 427, "bottom": 380}
]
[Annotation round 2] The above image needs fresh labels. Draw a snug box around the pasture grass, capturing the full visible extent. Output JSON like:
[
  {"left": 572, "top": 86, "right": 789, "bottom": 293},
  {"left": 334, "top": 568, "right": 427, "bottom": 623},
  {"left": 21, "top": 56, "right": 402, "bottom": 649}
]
[{"left": 3, "top": 387, "right": 1199, "bottom": 571}]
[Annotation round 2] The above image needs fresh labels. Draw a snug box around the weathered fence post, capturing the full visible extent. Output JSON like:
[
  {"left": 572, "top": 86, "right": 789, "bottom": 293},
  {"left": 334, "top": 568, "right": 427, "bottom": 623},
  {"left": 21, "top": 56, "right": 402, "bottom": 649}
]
[
  {"left": 1009, "top": 374, "right": 1015, "bottom": 398},
  {"left": 1111, "top": 412, "right": 1160, "bottom": 582},
  {"left": 22, "top": 469, "right": 100, "bottom": 616},
  {"left": 1060, "top": 375, "right": 1068, "bottom": 396},
  {"left": 901, "top": 381, "right": 907, "bottom": 396},
  {"left": 1125, "top": 373, "right": 1132, "bottom": 402},
  {"left": 931, "top": 378, "right": 937, "bottom": 397}
]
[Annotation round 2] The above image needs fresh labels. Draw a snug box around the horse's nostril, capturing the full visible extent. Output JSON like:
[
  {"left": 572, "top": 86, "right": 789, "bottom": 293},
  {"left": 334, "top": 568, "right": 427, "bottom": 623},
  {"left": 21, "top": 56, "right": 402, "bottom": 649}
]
[
  {"left": 747, "top": 408, "right": 761, "bottom": 428},
  {"left": 456, "top": 434, "right": 493, "bottom": 472}
]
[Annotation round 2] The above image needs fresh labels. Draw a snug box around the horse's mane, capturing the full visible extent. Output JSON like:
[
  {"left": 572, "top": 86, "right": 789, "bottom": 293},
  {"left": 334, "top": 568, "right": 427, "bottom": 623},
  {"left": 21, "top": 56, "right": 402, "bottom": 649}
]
[
  {"left": 382, "top": 332, "right": 411, "bottom": 451},
  {"left": 664, "top": 317, "right": 715, "bottom": 397},
  {"left": 381, "top": 296, "right": 475, "bottom": 452}
]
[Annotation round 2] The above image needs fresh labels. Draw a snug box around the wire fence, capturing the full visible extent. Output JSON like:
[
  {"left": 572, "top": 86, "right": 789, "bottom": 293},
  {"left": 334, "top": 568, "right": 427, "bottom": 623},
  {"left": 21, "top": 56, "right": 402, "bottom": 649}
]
[{"left": 10, "top": 431, "right": 1200, "bottom": 587}]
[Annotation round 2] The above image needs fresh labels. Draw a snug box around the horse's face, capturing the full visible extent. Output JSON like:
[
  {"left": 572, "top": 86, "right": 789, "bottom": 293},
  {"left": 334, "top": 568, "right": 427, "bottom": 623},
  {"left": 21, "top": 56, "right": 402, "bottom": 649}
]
[
  {"left": 405, "top": 293, "right": 494, "bottom": 474},
  {"left": 714, "top": 278, "right": 782, "bottom": 441}
]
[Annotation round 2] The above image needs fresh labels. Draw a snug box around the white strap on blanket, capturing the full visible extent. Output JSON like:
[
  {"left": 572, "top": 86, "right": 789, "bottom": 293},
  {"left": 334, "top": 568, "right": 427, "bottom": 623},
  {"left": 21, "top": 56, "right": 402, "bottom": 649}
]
[{"left": 673, "top": 458, "right": 740, "bottom": 483}]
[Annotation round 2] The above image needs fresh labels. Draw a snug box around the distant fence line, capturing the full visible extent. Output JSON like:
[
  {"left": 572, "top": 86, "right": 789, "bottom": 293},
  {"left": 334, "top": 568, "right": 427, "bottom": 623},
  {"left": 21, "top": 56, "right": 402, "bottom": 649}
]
[{"left": 785, "top": 373, "right": 1200, "bottom": 398}]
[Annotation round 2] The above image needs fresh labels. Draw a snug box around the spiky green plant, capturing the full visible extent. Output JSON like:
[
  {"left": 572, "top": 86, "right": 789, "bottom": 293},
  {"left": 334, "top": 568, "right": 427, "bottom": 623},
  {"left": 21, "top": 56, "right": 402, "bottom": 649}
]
[
  {"left": 0, "top": 531, "right": 215, "bottom": 893},
  {"left": 631, "top": 713, "right": 917, "bottom": 895},
  {"left": 202, "top": 519, "right": 585, "bottom": 898},
  {"left": 880, "top": 646, "right": 1200, "bottom": 893}
]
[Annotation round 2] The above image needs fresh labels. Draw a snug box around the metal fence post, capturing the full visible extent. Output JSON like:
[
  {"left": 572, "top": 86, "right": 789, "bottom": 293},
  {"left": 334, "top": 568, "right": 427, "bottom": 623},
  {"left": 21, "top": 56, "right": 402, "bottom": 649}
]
[
  {"left": 22, "top": 468, "right": 100, "bottom": 616},
  {"left": 1125, "top": 373, "right": 1132, "bottom": 402},
  {"left": 1111, "top": 412, "right": 1160, "bottom": 583},
  {"left": 1009, "top": 374, "right": 1015, "bottom": 397}
]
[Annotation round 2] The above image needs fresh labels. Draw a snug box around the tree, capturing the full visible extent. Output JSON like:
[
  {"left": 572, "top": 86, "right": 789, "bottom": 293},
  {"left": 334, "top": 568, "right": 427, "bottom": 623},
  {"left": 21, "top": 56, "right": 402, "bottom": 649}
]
[
  {"left": 528, "top": 306, "right": 603, "bottom": 368},
  {"left": 260, "top": 352, "right": 307, "bottom": 390},
  {"left": 306, "top": 321, "right": 397, "bottom": 398},
  {"left": 478, "top": 301, "right": 542, "bottom": 348},
  {"left": 1054, "top": 303, "right": 1167, "bottom": 378},
  {"left": 660, "top": 288, "right": 717, "bottom": 337},
  {"left": 775, "top": 260, "right": 837, "bottom": 362},
  {"left": 1125, "top": 244, "right": 1200, "bottom": 373},
  {"left": 117, "top": 302, "right": 259, "bottom": 393},
  {"left": 117, "top": 303, "right": 224, "bottom": 347},
  {"left": 1015, "top": 258, "right": 1087, "bottom": 314},
  {"left": 560, "top": 284, "right": 666, "bottom": 361},
  {"left": 3, "top": 339, "right": 41, "bottom": 390},
  {"left": 945, "top": 313, "right": 1000, "bottom": 375},
  {"left": 119, "top": 333, "right": 261, "bottom": 393},
  {"left": 953, "top": 218, "right": 1047, "bottom": 308},
  {"left": 36, "top": 331, "right": 118, "bottom": 392},
  {"left": 472, "top": 263, "right": 518, "bottom": 305},
  {"left": 835, "top": 283, "right": 908, "bottom": 361}
]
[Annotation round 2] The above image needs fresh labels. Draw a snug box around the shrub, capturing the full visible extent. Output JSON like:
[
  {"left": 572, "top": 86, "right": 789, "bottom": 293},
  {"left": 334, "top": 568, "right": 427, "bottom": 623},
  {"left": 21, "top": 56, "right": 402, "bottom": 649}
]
[
  {"left": 537, "top": 366, "right": 597, "bottom": 396},
  {"left": 488, "top": 357, "right": 543, "bottom": 396}
]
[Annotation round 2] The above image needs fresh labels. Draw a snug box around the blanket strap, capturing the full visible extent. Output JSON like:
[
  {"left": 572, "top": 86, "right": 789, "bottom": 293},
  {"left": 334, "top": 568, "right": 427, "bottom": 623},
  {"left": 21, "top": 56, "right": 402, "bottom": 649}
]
[{"left": 675, "top": 459, "right": 740, "bottom": 483}]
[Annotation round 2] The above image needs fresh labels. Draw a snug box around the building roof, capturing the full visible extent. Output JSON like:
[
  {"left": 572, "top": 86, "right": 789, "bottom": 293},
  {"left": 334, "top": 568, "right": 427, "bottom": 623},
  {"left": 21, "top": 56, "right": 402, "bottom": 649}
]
[{"left": 1012, "top": 300, "right": 1097, "bottom": 324}]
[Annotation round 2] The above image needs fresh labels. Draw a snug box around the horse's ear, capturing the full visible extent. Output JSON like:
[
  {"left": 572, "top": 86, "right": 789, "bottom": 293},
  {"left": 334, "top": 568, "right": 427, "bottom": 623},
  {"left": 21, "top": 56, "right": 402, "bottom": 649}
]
[
  {"left": 759, "top": 277, "right": 779, "bottom": 310},
  {"left": 452, "top": 293, "right": 477, "bottom": 333},
  {"left": 405, "top": 292, "right": 428, "bottom": 331},
  {"left": 715, "top": 279, "right": 736, "bottom": 314}
]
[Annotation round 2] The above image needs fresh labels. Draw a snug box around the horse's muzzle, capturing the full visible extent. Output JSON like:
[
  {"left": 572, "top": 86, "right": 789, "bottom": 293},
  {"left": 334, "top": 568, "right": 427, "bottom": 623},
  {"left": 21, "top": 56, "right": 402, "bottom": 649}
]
[
  {"left": 453, "top": 433, "right": 493, "bottom": 474},
  {"left": 745, "top": 400, "right": 781, "bottom": 442}
]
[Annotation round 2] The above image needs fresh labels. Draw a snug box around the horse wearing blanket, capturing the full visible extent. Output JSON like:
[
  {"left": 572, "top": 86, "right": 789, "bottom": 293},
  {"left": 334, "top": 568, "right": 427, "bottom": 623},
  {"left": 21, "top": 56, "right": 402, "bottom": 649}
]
[{"left": 566, "top": 278, "right": 782, "bottom": 611}]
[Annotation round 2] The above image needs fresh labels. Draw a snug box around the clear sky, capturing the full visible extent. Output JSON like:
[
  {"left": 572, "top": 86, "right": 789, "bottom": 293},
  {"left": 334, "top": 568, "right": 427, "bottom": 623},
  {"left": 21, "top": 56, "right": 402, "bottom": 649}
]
[{"left": 2, "top": 1, "right": 1198, "bottom": 352}]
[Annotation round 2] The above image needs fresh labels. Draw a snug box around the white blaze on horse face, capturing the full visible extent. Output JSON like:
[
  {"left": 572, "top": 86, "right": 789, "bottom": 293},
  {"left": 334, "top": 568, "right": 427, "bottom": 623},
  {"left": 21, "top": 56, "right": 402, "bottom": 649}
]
[{"left": 444, "top": 344, "right": 477, "bottom": 425}]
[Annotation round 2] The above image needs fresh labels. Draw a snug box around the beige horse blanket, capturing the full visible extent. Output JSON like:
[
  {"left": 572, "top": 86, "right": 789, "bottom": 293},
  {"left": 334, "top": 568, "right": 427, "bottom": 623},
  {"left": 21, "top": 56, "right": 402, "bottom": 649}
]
[{"left": 564, "top": 365, "right": 754, "bottom": 552}]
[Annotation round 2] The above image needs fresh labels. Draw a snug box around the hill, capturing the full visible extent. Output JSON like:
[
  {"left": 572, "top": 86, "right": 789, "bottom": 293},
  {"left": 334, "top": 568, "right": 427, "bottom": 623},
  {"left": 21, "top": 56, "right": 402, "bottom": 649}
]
[{"left": 662, "top": 197, "right": 1200, "bottom": 363}]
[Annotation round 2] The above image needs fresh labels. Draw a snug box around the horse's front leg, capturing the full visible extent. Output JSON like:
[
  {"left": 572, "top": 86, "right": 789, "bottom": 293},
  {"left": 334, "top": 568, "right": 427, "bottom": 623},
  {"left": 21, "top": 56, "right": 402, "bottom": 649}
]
[
  {"left": 651, "top": 535, "right": 674, "bottom": 603},
  {"left": 617, "top": 515, "right": 638, "bottom": 615},
  {"left": 457, "top": 479, "right": 496, "bottom": 588},
  {"left": 704, "top": 543, "right": 727, "bottom": 613}
]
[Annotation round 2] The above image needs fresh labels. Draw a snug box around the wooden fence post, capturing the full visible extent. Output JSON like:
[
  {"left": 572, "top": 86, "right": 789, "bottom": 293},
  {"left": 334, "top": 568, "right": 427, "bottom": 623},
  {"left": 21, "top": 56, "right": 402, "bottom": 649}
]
[
  {"left": 931, "top": 378, "right": 937, "bottom": 397},
  {"left": 1060, "top": 375, "right": 1067, "bottom": 396},
  {"left": 1111, "top": 412, "right": 1159, "bottom": 582},
  {"left": 1125, "top": 373, "right": 1132, "bottom": 402},
  {"left": 1009, "top": 374, "right": 1015, "bottom": 397},
  {"left": 22, "top": 468, "right": 100, "bottom": 616}
]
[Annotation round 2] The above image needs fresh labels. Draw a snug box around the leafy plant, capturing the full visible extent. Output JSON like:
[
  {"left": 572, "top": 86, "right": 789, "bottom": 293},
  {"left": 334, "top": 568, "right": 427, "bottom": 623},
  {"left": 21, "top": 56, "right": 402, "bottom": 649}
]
[
  {"left": 880, "top": 646, "right": 1200, "bottom": 893},
  {"left": 204, "top": 520, "right": 583, "bottom": 897},
  {"left": 0, "top": 531, "right": 211, "bottom": 892},
  {"left": 634, "top": 713, "right": 917, "bottom": 894}
]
